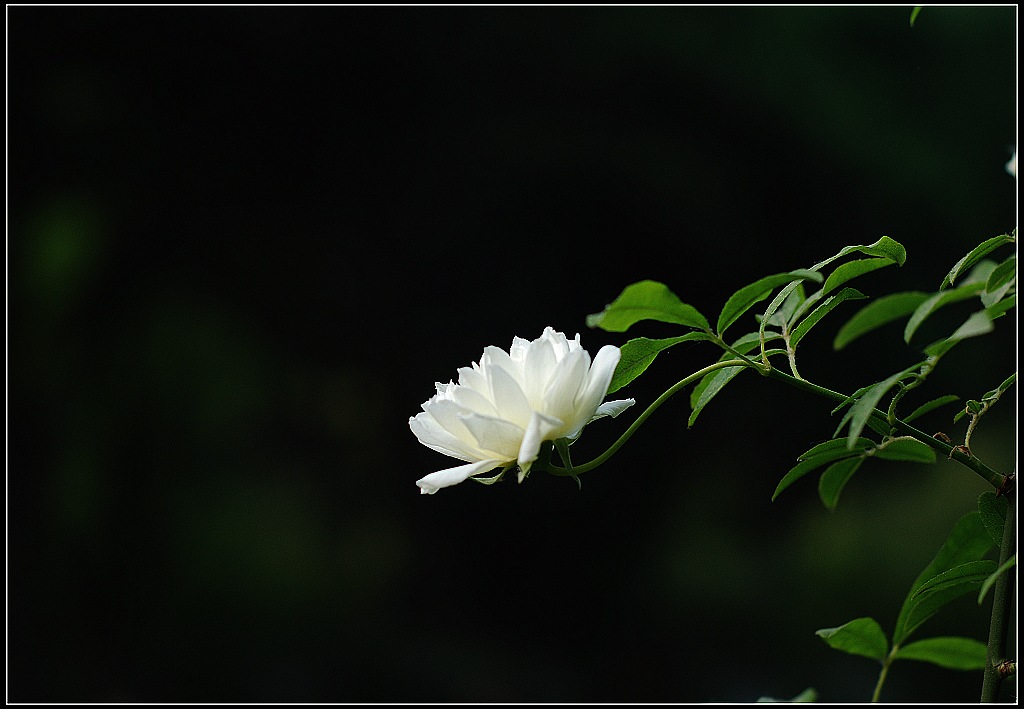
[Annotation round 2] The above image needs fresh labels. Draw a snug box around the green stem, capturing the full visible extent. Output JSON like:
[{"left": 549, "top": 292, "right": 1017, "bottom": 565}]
[
  {"left": 762, "top": 368, "right": 1008, "bottom": 490},
  {"left": 872, "top": 652, "right": 894, "bottom": 703},
  {"left": 981, "top": 492, "right": 1015, "bottom": 702},
  {"left": 545, "top": 359, "right": 750, "bottom": 476}
]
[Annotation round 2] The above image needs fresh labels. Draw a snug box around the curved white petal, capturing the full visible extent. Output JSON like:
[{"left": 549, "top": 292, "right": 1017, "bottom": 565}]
[
  {"left": 542, "top": 345, "right": 589, "bottom": 426},
  {"left": 409, "top": 413, "right": 477, "bottom": 462},
  {"left": 561, "top": 345, "right": 622, "bottom": 439},
  {"left": 522, "top": 335, "right": 557, "bottom": 406},
  {"left": 416, "top": 458, "right": 505, "bottom": 495},
  {"left": 592, "top": 398, "right": 636, "bottom": 421},
  {"left": 460, "top": 413, "right": 524, "bottom": 460},
  {"left": 517, "top": 409, "right": 563, "bottom": 480},
  {"left": 450, "top": 384, "right": 498, "bottom": 418},
  {"left": 456, "top": 365, "right": 490, "bottom": 397},
  {"left": 486, "top": 360, "right": 533, "bottom": 428},
  {"left": 482, "top": 345, "right": 522, "bottom": 383}
]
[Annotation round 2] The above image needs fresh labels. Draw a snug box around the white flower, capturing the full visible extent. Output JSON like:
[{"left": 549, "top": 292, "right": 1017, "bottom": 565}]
[
  {"left": 410, "top": 327, "right": 635, "bottom": 494},
  {"left": 1007, "top": 148, "right": 1017, "bottom": 178}
]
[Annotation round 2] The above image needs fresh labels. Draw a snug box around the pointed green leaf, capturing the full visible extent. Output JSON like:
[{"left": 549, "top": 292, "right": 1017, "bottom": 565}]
[
  {"left": 893, "top": 511, "right": 995, "bottom": 645},
  {"left": 773, "top": 441, "right": 872, "bottom": 501},
  {"left": 838, "top": 365, "right": 922, "bottom": 448},
  {"left": 984, "top": 293, "right": 1015, "bottom": 321},
  {"left": 798, "top": 437, "right": 875, "bottom": 460},
  {"left": 903, "top": 394, "right": 960, "bottom": 424},
  {"left": 948, "top": 310, "right": 994, "bottom": 340},
  {"left": 688, "top": 365, "right": 746, "bottom": 428},
  {"left": 587, "top": 280, "right": 709, "bottom": 333},
  {"left": 978, "top": 555, "right": 1015, "bottom": 604},
  {"left": 833, "top": 291, "right": 930, "bottom": 351},
  {"left": 941, "top": 234, "right": 1016, "bottom": 289},
  {"left": 815, "top": 617, "right": 888, "bottom": 660},
  {"left": 817, "top": 235, "right": 906, "bottom": 269},
  {"left": 818, "top": 456, "right": 864, "bottom": 510},
  {"left": 874, "top": 438, "right": 936, "bottom": 463},
  {"left": 759, "top": 282, "right": 808, "bottom": 347},
  {"left": 905, "top": 282, "right": 986, "bottom": 344},
  {"left": 717, "top": 269, "right": 822, "bottom": 337},
  {"left": 902, "top": 511, "right": 995, "bottom": 600},
  {"left": 912, "top": 560, "right": 998, "bottom": 599},
  {"left": 893, "top": 636, "right": 987, "bottom": 670},
  {"left": 822, "top": 258, "right": 896, "bottom": 297},
  {"left": 789, "top": 287, "right": 868, "bottom": 349},
  {"left": 985, "top": 254, "right": 1016, "bottom": 291},
  {"left": 983, "top": 372, "right": 1017, "bottom": 402},
  {"left": 910, "top": 6, "right": 922, "bottom": 26},
  {"left": 981, "top": 255, "right": 1016, "bottom": 307},
  {"left": 900, "top": 561, "right": 997, "bottom": 643},
  {"left": 608, "top": 333, "right": 713, "bottom": 394},
  {"left": 977, "top": 492, "right": 1009, "bottom": 546}
]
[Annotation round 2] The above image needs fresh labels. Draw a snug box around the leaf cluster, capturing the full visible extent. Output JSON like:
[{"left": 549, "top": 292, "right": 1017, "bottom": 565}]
[
  {"left": 587, "top": 232, "right": 1016, "bottom": 505},
  {"left": 816, "top": 493, "right": 1012, "bottom": 689}
]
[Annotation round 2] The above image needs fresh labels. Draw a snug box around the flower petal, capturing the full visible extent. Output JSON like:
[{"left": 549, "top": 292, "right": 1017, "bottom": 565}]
[
  {"left": 486, "top": 358, "right": 533, "bottom": 428},
  {"left": 416, "top": 459, "right": 505, "bottom": 494},
  {"left": 543, "top": 345, "right": 589, "bottom": 427},
  {"left": 517, "top": 409, "right": 563, "bottom": 480},
  {"left": 567, "top": 344, "right": 621, "bottom": 437},
  {"left": 522, "top": 334, "right": 557, "bottom": 406},
  {"left": 592, "top": 398, "right": 636, "bottom": 421},
  {"left": 460, "top": 412, "right": 524, "bottom": 460},
  {"left": 409, "top": 412, "right": 478, "bottom": 462}
]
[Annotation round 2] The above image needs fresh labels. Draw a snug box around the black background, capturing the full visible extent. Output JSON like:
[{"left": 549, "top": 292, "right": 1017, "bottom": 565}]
[{"left": 8, "top": 5, "right": 1017, "bottom": 703}]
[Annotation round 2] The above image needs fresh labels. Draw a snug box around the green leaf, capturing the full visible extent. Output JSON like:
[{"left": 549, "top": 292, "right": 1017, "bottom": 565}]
[
  {"left": 978, "top": 555, "right": 1015, "bottom": 604},
  {"left": 818, "top": 456, "right": 864, "bottom": 510},
  {"left": 947, "top": 310, "right": 994, "bottom": 340},
  {"left": 903, "top": 394, "right": 960, "bottom": 424},
  {"left": 893, "top": 511, "right": 996, "bottom": 645},
  {"left": 904, "top": 282, "right": 986, "bottom": 344},
  {"left": 759, "top": 281, "right": 808, "bottom": 347},
  {"left": 833, "top": 291, "right": 930, "bottom": 350},
  {"left": 893, "top": 637, "right": 987, "bottom": 670},
  {"left": 981, "top": 255, "right": 1016, "bottom": 307},
  {"left": 816, "top": 617, "right": 888, "bottom": 661},
  {"left": 823, "top": 235, "right": 906, "bottom": 268},
  {"left": 586, "top": 280, "right": 709, "bottom": 333},
  {"left": 608, "top": 333, "right": 712, "bottom": 394},
  {"left": 772, "top": 439, "right": 873, "bottom": 501},
  {"left": 910, "top": 6, "right": 922, "bottom": 26},
  {"left": 822, "top": 258, "right": 896, "bottom": 297},
  {"left": 798, "top": 437, "right": 875, "bottom": 460},
  {"left": 911, "top": 560, "right": 998, "bottom": 599},
  {"left": 984, "top": 293, "right": 1015, "bottom": 321},
  {"left": 789, "top": 287, "right": 868, "bottom": 349},
  {"left": 978, "top": 492, "right": 1009, "bottom": 546},
  {"left": 837, "top": 365, "right": 922, "bottom": 448},
  {"left": 757, "top": 688, "right": 818, "bottom": 703},
  {"left": 717, "top": 269, "right": 822, "bottom": 337},
  {"left": 900, "top": 561, "right": 997, "bottom": 644},
  {"left": 874, "top": 438, "right": 936, "bottom": 463},
  {"left": 688, "top": 331, "right": 785, "bottom": 426},
  {"left": 941, "top": 234, "right": 1016, "bottom": 289},
  {"left": 688, "top": 365, "right": 746, "bottom": 428},
  {"left": 983, "top": 372, "right": 1017, "bottom": 402}
]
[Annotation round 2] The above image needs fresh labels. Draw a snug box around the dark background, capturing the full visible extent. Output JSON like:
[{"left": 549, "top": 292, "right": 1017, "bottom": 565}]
[{"left": 8, "top": 5, "right": 1017, "bottom": 703}]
